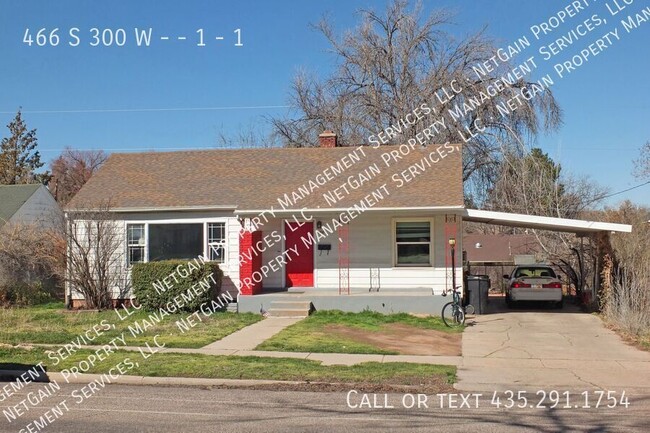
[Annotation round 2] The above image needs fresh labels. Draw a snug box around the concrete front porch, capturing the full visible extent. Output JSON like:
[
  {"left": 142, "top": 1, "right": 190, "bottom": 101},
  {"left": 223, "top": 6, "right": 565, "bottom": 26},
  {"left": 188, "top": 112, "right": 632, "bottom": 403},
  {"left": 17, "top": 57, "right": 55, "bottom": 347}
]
[{"left": 237, "top": 287, "right": 450, "bottom": 315}]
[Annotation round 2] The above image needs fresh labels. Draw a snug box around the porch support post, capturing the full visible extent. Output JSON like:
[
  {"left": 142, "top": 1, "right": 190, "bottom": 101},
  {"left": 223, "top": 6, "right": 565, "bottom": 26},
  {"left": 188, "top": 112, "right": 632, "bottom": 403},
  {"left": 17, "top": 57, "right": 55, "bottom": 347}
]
[{"left": 239, "top": 230, "right": 263, "bottom": 295}]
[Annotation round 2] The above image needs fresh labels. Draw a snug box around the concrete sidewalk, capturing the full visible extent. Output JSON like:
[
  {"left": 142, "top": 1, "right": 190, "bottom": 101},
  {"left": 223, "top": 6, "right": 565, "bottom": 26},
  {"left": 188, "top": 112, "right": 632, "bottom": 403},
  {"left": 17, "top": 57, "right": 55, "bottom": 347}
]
[
  {"left": 28, "top": 342, "right": 461, "bottom": 366},
  {"left": 202, "top": 317, "right": 301, "bottom": 351}
]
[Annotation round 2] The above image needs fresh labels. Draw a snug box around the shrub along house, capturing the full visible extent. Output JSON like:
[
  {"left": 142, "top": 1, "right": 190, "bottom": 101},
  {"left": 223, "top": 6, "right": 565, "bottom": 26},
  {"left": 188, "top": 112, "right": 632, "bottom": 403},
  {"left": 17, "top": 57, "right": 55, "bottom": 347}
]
[{"left": 67, "top": 132, "right": 631, "bottom": 314}]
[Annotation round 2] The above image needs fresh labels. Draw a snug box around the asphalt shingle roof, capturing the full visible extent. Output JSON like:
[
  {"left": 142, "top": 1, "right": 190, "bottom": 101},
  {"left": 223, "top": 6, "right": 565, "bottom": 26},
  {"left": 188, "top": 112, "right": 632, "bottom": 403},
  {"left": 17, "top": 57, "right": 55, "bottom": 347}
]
[
  {"left": 0, "top": 184, "right": 41, "bottom": 226},
  {"left": 68, "top": 144, "right": 464, "bottom": 211}
]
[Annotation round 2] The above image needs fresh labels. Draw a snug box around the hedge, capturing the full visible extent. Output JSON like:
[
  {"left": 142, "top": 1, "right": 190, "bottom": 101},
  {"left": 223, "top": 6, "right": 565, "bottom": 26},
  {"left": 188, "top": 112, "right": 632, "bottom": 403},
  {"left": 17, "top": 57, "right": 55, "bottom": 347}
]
[{"left": 131, "top": 260, "right": 223, "bottom": 312}]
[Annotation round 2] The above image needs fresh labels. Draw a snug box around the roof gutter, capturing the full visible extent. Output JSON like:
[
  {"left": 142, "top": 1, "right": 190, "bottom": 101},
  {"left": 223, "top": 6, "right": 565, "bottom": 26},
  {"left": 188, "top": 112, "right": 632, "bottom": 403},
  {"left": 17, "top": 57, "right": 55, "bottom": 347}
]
[
  {"left": 66, "top": 205, "right": 238, "bottom": 213},
  {"left": 235, "top": 205, "right": 465, "bottom": 215}
]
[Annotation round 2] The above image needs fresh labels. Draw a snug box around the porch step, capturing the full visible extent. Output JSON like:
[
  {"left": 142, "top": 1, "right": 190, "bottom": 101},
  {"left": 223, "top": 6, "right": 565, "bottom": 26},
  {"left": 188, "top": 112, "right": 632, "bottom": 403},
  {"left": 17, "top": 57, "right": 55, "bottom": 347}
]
[
  {"left": 267, "top": 301, "right": 312, "bottom": 318},
  {"left": 287, "top": 287, "right": 307, "bottom": 294},
  {"left": 226, "top": 302, "right": 238, "bottom": 313}
]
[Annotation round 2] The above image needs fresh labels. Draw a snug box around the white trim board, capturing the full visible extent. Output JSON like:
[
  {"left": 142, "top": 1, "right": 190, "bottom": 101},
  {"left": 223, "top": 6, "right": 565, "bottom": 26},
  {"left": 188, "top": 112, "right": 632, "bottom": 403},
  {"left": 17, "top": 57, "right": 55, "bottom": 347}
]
[{"left": 463, "top": 209, "right": 632, "bottom": 234}]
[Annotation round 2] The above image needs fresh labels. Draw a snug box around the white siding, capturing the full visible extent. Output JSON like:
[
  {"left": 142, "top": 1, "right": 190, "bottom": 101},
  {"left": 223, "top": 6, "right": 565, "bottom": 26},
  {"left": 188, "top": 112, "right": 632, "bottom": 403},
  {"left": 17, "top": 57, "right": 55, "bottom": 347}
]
[
  {"left": 223, "top": 216, "right": 241, "bottom": 292},
  {"left": 312, "top": 212, "right": 462, "bottom": 294},
  {"left": 10, "top": 185, "right": 62, "bottom": 228},
  {"left": 68, "top": 209, "right": 464, "bottom": 300},
  {"left": 68, "top": 219, "right": 128, "bottom": 300},
  {"left": 70, "top": 210, "right": 241, "bottom": 299}
]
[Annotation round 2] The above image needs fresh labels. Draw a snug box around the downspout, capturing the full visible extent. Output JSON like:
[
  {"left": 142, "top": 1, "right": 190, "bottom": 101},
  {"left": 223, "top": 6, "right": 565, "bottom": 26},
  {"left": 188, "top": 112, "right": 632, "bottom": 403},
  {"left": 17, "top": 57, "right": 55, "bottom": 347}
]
[{"left": 64, "top": 211, "right": 72, "bottom": 309}]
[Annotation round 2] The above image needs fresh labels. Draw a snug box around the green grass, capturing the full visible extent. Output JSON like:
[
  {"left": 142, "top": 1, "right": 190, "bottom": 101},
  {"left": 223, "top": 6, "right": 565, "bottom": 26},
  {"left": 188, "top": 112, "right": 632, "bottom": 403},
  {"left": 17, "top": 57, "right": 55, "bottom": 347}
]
[
  {"left": 0, "top": 303, "right": 261, "bottom": 348},
  {"left": 0, "top": 346, "right": 456, "bottom": 385},
  {"left": 256, "top": 310, "right": 463, "bottom": 354}
]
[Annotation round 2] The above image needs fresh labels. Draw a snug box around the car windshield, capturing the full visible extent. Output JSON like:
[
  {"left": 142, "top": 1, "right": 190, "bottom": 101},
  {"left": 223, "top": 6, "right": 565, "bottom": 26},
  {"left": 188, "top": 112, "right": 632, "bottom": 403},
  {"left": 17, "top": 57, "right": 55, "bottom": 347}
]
[{"left": 514, "top": 267, "right": 556, "bottom": 278}]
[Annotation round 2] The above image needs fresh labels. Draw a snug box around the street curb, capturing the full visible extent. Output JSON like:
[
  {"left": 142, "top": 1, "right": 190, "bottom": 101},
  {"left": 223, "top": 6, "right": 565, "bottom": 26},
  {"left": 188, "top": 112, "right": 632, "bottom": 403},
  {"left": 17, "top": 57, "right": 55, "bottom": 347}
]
[
  {"left": 48, "top": 372, "right": 307, "bottom": 387},
  {"left": 46, "top": 372, "right": 456, "bottom": 392}
]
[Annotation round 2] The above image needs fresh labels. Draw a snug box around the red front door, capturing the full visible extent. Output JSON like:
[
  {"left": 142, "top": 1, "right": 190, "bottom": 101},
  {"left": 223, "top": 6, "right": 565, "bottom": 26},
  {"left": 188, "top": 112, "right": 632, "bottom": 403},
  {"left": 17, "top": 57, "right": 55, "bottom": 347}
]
[{"left": 285, "top": 221, "right": 314, "bottom": 287}]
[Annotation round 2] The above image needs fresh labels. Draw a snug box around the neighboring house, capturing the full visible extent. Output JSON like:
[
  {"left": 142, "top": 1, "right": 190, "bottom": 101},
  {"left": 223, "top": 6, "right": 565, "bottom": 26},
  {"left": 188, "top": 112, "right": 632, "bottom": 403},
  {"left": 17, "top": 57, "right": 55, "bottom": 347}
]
[
  {"left": 463, "top": 233, "right": 544, "bottom": 292},
  {"left": 0, "top": 184, "right": 63, "bottom": 287},
  {"left": 463, "top": 233, "right": 543, "bottom": 266},
  {"left": 0, "top": 184, "right": 61, "bottom": 230},
  {"left": 67, "top": 132, "right": 632, "bottom": 313}
]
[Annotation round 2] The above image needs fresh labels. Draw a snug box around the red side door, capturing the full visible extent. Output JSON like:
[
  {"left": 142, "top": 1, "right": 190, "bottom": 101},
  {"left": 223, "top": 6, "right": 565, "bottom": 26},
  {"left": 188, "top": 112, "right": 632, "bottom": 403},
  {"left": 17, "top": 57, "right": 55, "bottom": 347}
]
[{"left": 285, "top": 221, "right": 314, "bottom": 287}]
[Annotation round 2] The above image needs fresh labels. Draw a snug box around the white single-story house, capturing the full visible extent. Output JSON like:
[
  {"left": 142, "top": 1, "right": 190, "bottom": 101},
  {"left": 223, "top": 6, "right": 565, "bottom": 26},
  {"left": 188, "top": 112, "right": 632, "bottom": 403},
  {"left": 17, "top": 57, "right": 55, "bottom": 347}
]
[{"left": 66, "top": 132, "right": 632, "bottom": 313}]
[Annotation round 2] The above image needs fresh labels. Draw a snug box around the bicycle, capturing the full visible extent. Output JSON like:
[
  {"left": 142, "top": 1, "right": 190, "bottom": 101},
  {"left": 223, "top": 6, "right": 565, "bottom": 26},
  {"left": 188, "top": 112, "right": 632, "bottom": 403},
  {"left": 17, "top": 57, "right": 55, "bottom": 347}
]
[{"left": 441, "top": 286, "right": 472, "bottom": 327}]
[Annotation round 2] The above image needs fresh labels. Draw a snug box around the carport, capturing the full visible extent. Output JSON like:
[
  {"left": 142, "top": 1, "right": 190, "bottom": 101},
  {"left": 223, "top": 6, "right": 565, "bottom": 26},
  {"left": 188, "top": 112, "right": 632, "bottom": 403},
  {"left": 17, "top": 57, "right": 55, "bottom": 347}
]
[
  {"left": 461, "top": 209, "right": 632, "bottom": 305},
  {"left": 456, "top": 212, "right": 650, "bottom": 399}
]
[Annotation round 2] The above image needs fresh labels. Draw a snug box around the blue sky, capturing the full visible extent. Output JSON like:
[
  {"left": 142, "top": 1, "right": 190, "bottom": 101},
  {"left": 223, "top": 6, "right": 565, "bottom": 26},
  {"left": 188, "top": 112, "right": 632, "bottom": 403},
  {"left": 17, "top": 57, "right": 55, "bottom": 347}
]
[{"left": 0, "top": 0, "right": 648, "bottom": 206}]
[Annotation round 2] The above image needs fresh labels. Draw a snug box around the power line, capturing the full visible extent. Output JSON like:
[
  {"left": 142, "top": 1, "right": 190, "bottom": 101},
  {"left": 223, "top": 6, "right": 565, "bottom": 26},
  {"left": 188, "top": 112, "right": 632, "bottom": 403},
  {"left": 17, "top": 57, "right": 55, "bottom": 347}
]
[
  {"left": 0, "top": 105, "right": 292, "bottom": 114},
  {"left": 595, "top": 180, "right": 650, "bottom": 200}
]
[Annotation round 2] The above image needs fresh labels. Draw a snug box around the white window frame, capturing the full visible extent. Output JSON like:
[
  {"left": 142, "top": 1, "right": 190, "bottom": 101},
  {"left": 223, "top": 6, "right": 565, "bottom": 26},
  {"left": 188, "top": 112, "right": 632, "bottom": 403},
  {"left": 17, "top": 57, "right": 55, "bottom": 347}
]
[
  {"left": 126, "top": 223, "right": 146, "bottom": 265},
  {"left": 207, "top": 222, "right": 227, "bottom": 263},
  {"left": 124, "top": 217, "right": 229, "bottom": 266},
  {"left": 392, "top": 218, "right": 434, "bottom": 267}
]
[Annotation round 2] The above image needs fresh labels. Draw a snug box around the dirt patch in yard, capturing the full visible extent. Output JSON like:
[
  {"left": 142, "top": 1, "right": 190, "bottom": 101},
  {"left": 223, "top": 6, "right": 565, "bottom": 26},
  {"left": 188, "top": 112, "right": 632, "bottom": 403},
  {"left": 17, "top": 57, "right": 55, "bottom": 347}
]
[{"left": 324, "top": 323, "right": 461, "bottom": 356}]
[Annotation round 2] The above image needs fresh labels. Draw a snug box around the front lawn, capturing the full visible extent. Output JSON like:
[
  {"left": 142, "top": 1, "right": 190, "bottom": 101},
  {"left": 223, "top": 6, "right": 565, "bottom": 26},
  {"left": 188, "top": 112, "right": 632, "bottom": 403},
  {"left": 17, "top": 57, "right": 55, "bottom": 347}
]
[
  {"left": 0, "top": 346, "right": 456, "bottom": 386},
  {"left": 256, "top": 310, "right": 463, "bottom": 355},
  {"left": 0, "top": 303, "right": 261, "bottom": 348}
]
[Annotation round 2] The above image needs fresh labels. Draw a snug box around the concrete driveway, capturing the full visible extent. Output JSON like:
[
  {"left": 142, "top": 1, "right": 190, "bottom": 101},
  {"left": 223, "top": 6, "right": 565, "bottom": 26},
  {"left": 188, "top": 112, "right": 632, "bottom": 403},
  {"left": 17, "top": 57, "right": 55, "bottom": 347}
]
[{"left": 456, "top": 298, "right": 650, "bottom": 394}]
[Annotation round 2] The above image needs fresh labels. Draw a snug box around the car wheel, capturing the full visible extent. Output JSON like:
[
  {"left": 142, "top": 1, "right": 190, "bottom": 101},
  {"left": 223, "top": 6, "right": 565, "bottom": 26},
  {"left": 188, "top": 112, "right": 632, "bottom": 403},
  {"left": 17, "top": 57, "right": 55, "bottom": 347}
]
[
  {"left": 555, "top": 298, "right": 564, "bottom": 309},
  {"left": 505, "top": 294, "right": 513, "bottom": 308}
]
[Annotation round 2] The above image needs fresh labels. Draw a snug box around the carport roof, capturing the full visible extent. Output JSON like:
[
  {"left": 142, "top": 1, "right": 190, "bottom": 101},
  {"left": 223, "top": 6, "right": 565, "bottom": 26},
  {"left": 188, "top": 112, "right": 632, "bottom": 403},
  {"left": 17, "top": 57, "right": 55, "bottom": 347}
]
[{"left": 463, "top": 209, "right": 632, "bottom": 235}]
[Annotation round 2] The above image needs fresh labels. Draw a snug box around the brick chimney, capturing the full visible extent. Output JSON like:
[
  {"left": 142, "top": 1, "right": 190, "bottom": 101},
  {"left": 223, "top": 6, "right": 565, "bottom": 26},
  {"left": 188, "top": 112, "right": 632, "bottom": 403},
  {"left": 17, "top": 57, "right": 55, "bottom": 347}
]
[{"left": 318, "top": 130, "right": 338, "bottom": 148}]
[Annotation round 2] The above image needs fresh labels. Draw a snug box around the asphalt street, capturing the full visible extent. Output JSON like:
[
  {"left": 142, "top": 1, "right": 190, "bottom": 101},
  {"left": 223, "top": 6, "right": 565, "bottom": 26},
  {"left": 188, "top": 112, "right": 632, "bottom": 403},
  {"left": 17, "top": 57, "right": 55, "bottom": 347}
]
[{"left": 1, "top": 383, "right": 649, "bottom": 433}]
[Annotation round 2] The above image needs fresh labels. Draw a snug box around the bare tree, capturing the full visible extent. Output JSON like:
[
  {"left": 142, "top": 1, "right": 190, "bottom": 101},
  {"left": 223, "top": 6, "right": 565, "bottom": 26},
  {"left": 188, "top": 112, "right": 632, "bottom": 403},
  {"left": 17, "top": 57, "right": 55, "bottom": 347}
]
[
  {"left": 271, "top": 0, "right": 562, "bottom": 198},
  {"left": 215, "top": 122, "right": 281, "bottom": 149},
  {"left": 484, "top": 146, "right": 608, "bottom": 297},
  {"left": 634, "top": 140, "right": 650, "bottom": 179},
  {"left": 64, "top": 202, "right": 129, "bottom": 309},
  {"left": 601, "top": 202, "right": 650, "bottom": 336},
  {"left": 49, "top": 147, "right": 108, "bottom": 204},
  {"left": 0, "top": 221, "right": 65, "bottom": 304},
  {"left": 0, "top": 202, "right": 128, "bottom": 309},
  {"left": 488, "top": 147, "right": 606, "bottom": 219}
]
